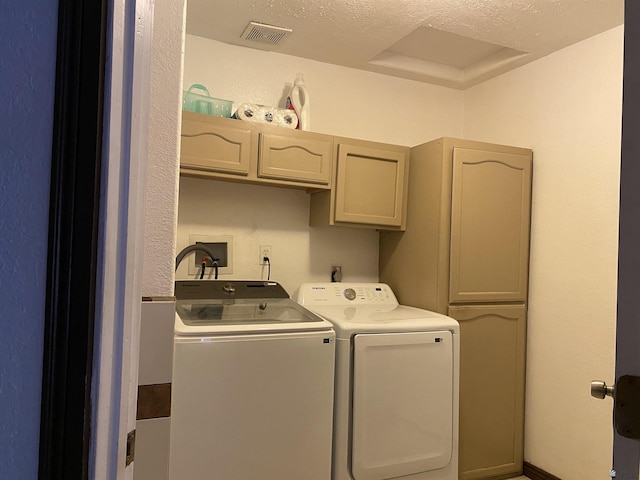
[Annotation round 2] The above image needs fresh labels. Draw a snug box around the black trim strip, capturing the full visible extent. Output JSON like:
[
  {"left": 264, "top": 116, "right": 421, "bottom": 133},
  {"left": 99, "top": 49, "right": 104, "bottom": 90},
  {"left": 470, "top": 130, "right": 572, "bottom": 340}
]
[
  {"left": 39, "top": 0, "right": 108, "bottom": 479},
  {"left": 523, "top": 461, "right": 562, "bottom": 480}
]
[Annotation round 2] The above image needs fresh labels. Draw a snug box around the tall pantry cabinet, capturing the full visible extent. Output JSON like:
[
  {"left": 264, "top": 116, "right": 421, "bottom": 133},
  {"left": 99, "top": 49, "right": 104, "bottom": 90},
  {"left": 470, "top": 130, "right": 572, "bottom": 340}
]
[{"left": 379, "top": 137, "right": 532, "bottom": 480}]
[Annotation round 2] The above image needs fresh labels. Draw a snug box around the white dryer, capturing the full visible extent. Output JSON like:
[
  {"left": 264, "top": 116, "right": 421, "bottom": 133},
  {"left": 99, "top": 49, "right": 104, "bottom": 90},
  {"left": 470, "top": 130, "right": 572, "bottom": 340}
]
[{"left": 296, "top": 283, "right": 459, "bottom": 480}]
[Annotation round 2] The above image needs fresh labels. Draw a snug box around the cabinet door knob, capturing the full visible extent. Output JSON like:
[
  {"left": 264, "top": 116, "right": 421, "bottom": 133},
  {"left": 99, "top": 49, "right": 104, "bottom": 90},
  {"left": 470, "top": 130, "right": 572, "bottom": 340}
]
[{"left": 591, "top": 380, "right": 615, "bottom": 399}]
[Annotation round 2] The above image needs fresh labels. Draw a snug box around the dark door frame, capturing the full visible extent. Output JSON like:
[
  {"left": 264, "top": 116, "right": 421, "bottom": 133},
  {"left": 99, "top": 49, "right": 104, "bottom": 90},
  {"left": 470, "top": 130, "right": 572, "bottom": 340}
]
[
  {"left": 38, "top": 0, "right": 107, "bottom": 478},
  {"left": 613, "top": 0, "right": 640, "bottom": 476}
]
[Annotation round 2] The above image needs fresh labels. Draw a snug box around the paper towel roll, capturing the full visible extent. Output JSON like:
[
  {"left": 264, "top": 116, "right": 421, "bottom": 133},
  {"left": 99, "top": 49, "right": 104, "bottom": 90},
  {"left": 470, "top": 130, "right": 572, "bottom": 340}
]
[{"left": 234, "top": 103, "right": 298, "bottom": 129}]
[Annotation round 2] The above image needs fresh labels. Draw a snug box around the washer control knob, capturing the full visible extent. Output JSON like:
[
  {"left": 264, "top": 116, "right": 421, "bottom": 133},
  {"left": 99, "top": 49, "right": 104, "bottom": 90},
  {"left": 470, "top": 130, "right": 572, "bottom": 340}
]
[
  {"left": 343, "top": 288, "right": 356, "bottom": 301},
  {"left": 223, "top": 283, "right": 236, "bottom": 294}
]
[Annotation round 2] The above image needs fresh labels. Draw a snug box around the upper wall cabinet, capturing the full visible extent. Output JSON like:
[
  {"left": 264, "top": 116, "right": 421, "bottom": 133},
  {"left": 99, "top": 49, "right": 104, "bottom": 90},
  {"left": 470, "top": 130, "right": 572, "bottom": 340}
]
[
  {"left": 309, "top": 138, "right": 410, "bottom": 231},
  {"left": 180, "top": 111, "right": 333, "bottom": 190},
  {"left": 181, "top": 111, "right": 411, "bottom": 231},
  {"left": 181, "top": 112, "right": 252, "bottom": 176},
  {"left": 258, "top": 131, "right": 333, "bottom": 185}
]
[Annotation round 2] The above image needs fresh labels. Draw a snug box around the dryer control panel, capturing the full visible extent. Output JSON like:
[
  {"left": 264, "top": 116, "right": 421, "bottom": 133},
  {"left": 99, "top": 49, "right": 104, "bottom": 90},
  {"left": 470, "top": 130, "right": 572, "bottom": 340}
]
[{"left": 296, "top": 283, "right": 399, "bottom": 306}]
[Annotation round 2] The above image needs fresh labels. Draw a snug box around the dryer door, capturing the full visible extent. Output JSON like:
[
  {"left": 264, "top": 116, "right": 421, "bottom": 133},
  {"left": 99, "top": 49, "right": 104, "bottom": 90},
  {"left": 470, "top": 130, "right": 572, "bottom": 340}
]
[{"left": 351, "top": 331, "right": 454, "bottom": 480}]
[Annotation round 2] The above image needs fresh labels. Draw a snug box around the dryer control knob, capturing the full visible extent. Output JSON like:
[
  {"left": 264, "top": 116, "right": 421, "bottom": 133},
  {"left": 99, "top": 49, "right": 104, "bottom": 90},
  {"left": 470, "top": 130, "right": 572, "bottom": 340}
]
[{"left": 343, "top": 288, "right": 356, "bottom": 301}]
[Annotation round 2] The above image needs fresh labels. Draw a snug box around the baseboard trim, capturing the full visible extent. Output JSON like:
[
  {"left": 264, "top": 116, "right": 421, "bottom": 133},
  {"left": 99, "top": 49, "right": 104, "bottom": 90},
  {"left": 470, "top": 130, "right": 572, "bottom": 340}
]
[{"left": 523, "top": 462, "right": 562, "bottom": 480}]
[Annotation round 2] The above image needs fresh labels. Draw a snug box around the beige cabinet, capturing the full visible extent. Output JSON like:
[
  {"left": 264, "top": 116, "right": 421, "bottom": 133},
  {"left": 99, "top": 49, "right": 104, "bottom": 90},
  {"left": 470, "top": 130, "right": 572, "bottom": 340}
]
[
  {"left": 181, "top": 112, "right": 410, "bottom": 230},
  {"left": 180, "top": 111, "right": 333, "bottom": 189},
  {"left": 258, "top": 131, "right": 333, "bottom": 185},
  {"left": 379, "top": 137, "right": 532, "bottom": 480},
  {"left": 449, "top": 147, "right": 532, "bottom": 304},
  {"left": 181, "top": 112, "right": 252, "bottom": 176},
  {"left": 379, "top": 137, "right": 532, "bottom": 312},
  {"left": 309, "top": 138, "right": 410, "bottom": 230},
  {"left": 448, "top": 304, "right": 526, "bottom": 480}
]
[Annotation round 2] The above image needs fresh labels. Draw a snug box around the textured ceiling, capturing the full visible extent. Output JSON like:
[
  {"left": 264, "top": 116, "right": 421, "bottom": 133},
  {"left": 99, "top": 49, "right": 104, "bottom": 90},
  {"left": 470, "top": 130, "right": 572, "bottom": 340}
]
[{"left": 186, "top": 0, "right": 624, "bottom": 89}]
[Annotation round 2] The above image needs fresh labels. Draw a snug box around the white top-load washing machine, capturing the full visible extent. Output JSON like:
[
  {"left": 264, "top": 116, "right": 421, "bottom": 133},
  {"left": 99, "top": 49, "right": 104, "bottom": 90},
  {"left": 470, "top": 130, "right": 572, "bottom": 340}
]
[
  {"left": 170, "top": 280, "right": 336, "bottom": 480},
  {"left": 296, "top": 283, "right": 460, "bottom": 480}
]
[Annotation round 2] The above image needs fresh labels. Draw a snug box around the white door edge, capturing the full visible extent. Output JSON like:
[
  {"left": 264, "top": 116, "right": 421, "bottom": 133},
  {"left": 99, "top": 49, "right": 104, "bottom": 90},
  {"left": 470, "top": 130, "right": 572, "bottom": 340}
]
[{"left": 90, "top": 0, "right": 154, "bottom": 478}]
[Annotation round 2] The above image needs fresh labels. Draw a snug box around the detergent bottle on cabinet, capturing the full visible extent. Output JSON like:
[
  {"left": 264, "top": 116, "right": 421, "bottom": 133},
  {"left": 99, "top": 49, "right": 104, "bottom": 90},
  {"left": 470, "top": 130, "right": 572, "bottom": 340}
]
[{"left": 286, "top": 73, "right": 310, "bottom": 130}]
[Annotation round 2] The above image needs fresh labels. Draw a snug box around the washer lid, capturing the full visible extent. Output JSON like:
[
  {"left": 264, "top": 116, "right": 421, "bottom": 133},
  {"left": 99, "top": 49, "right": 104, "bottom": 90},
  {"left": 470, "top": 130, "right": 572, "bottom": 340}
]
[
  {"left": 304, "top": 304, "right": 459, "bottom": 338},
  {"left": 175, "top": 297, "right": 333, "bottom": 335}
]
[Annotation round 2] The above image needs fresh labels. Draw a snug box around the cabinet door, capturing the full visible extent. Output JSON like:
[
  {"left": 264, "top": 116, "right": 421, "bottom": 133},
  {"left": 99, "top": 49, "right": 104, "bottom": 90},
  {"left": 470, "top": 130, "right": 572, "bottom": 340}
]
[
  {"left": 448, "top": 304, "right": 526, "bottom": 480},
  {"left": 449, "top": 148, "right": 532, "bottom": 303},
  {"left": 334, "top": 143, "right": 408, "bottom": 227},
  {"left": 180, "top": 113, "right": 252, "bottom": 175},
  {"left": 258, "top": 132, "right": 333, "bottom": 185}
]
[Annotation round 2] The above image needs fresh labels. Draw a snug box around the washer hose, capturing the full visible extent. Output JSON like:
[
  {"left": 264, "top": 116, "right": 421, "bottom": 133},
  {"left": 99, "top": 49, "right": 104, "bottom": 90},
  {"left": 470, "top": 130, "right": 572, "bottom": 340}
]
[{"left": 175, "top": 243, "right": 219, "bottom": 272}]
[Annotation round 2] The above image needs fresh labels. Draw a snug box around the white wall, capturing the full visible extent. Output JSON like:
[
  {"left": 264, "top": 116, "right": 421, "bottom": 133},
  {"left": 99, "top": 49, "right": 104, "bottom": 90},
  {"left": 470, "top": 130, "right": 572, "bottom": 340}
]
[
  {"left": 183, "top": 35, "right": 464, "bottom": 146},
  {"left": 177, "top": 178, "right": 381, "bottom": 294},
  {"left": 136, "top": 2, "right": 185, "bottom": 479},
  {"left": 464, "top": 26, "right": 623, "bottom": 478},
  {"left": 178, "top": 35, "right": 465, "bottom": 292},
  {"left": 142, "top": 0, "right": 185, "bottom": 297}
]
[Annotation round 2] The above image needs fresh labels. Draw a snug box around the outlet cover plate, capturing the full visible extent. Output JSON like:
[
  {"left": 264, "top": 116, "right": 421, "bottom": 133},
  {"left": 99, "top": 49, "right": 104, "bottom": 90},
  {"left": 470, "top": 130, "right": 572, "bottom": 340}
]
[
  {"left": 259, "top": 245, "right": 272, "bottom": 265},
  {"left": 187, "top": 234, "right": 233, "bottom": 276}
]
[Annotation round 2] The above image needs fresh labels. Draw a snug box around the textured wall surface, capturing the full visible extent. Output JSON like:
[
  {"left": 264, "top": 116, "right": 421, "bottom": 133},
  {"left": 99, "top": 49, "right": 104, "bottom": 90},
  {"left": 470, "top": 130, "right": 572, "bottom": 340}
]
[
  {"left": 0, "top": 0, "right": 58, "bottom": 478},
  {"left": 464, "top": 26, "right": 623, "bottom": 478},
  {"left": 142, "top": 0, "right": 186, "bottom": 297}
]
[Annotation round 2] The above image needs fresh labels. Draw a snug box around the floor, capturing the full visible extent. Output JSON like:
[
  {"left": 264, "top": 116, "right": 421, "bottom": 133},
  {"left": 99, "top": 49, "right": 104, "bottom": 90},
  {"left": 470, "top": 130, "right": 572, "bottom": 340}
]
[{"left": 509, "top": 477, "right": 531, "bottom": 480}]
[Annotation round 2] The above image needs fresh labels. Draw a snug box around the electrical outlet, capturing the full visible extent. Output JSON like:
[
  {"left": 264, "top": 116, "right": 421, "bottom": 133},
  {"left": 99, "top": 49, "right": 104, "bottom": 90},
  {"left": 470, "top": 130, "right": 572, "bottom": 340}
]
[{"left": 259, "top": 245, "right": 272, "bottom": 265}]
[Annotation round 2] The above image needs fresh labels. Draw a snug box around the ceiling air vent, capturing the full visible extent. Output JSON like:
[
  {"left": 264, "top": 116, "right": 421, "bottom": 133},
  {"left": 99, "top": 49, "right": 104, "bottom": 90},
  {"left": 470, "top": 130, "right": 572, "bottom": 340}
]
[{"left": 241, "top": 21, "right": 292, "bottom": 46}]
